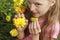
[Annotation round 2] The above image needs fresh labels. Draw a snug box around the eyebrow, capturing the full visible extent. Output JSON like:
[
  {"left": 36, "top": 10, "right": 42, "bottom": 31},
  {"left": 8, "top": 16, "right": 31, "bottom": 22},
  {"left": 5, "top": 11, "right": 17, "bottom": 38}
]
[
  {"left": 28, "top": 0, "right": 42, "bottom": 5},
  {"left": 34, "top": 2, "right": 42, "bottom": 5}
]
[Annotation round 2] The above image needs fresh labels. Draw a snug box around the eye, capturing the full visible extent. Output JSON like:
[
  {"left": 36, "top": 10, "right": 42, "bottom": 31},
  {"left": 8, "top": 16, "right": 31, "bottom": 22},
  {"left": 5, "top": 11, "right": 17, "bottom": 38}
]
[{"left": 35, "top": 3, "right": 42, "bottom": 6}]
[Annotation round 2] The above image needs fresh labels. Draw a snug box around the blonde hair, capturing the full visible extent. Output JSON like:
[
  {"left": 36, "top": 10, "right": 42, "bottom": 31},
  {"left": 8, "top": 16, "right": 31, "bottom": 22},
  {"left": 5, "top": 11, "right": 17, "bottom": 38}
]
[
  {"left": 40, "top": 0, "right": 59, "bottom": 40},
  {"left": 59, "top": 1, "right": 60, "bottom": 24},
  {"left": 48, "top": 0, "right": 59, "bottom": 23}
]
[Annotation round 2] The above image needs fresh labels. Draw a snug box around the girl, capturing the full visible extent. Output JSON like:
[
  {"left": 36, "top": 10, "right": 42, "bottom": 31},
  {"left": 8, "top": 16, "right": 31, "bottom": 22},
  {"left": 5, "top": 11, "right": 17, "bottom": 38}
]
[{"left": 16, "top": 0, "right": 60, "bottom": 40}]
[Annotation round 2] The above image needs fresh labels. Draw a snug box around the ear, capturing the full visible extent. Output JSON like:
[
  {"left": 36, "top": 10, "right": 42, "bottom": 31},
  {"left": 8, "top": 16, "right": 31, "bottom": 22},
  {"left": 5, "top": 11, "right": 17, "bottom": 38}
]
[{"left": 50, "top": 0, "right": 56, "bottom": 6}]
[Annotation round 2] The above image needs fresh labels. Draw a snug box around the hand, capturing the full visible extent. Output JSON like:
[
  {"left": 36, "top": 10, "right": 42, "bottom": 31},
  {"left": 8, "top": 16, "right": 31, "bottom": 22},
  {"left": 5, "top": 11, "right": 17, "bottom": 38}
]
[
  {"left": 29, "top": 21, "right": 41, "bottom": 35},
  {"left": 15, "top": 13, "right": 28, "bottom": 39},
  {"left": 15, "top": 13, "right": 28, "bottom": 32}
]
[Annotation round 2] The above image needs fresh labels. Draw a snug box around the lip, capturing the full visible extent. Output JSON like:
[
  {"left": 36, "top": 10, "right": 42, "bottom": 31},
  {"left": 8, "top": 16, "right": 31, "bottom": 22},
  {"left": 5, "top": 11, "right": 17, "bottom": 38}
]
[
  {"left": 31, "top": 10, "right": 38, "bottom": 14},
  {"left": 31, "top": 12, "right": 38, "bottom": 14}
]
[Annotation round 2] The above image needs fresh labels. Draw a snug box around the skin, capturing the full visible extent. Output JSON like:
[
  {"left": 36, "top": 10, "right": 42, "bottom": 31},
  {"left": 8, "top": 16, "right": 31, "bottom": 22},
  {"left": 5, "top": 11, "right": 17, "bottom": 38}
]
[
  {"left": 16, "top": 0, "right": 56, "bottom": 40},
  {"left": 28, "top": 0, "right": 51, "bottom": 17}
]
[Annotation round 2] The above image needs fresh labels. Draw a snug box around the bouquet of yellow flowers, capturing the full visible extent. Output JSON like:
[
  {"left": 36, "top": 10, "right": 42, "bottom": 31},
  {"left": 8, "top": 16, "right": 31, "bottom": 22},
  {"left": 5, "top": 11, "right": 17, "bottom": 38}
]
[{"left": 13, "top": 0, "right": 27, "bottom": 28}]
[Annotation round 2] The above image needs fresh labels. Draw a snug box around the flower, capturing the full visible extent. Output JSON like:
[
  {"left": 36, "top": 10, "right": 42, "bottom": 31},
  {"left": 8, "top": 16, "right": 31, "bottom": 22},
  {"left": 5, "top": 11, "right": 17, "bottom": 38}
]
[
  {"left": 13, "top": 0, "right": 26, "bottom": 13},
  {"left": 14, "top": 6, "right": 26, "bottom": 13},
  {"left": 20, "top": 7, "right": 26, "bottom": 13},
  {"left": 13, "top": 17, "right": 26, "bottom": 28},
  {"left": 10, "top": 29, "right": 18, "bottom": 37},
  {"left": 19, "top": 0, "right": 24, "bottom": 5},
  {"left": 14, "top": 7, "right": 21, "bottom": 13},
  {"left": 6, "top": 15, "right": 11, "bottom": 22},
  {"left": 31, "top": 17, "right": 38, "bottom": 22},
  {"left": 13, "top": 0, "right": 24, "bottom": 6}
]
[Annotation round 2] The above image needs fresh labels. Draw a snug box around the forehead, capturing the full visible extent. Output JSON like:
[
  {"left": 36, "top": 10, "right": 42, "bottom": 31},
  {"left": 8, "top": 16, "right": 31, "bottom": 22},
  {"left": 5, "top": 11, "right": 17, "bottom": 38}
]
[{"left": 28, "top": 0, "right": 47, "bottom": 3}]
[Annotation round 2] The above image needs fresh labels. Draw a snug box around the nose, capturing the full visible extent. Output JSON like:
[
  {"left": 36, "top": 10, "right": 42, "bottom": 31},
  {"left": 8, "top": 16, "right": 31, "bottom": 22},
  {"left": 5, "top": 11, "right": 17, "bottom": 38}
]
[{"left": 30, "top": 4, "right": 36, "bottom": 12}]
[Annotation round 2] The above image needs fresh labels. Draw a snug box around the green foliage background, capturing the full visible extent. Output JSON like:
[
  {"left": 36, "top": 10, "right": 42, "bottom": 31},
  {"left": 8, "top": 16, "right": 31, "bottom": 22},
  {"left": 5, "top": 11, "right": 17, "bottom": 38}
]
[{"left": 0, "top": 0, "right": 27, "bottom": 40}]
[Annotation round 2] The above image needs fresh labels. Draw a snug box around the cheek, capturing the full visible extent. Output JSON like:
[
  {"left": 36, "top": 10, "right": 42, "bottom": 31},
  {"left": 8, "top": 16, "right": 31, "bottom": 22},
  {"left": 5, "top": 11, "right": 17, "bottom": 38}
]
[
  {"left": 37, "top": 7, "right": 46, "bottom": 15},
  {"left": 38, "top": 5, "right": 50, "bottom": 14}
]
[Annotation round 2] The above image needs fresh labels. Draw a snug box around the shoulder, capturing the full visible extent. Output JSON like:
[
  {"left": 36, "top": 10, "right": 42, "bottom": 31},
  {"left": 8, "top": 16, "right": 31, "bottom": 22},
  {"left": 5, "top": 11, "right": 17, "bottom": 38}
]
[
  {"left": 51, "top": 20, "right": 59, "bottom": 39},
  {"left": 54, "top": 20, "right": 59, "bottom": 29},
  {"left": 53, "top": 20, "right": 59, "bottom": 34}
]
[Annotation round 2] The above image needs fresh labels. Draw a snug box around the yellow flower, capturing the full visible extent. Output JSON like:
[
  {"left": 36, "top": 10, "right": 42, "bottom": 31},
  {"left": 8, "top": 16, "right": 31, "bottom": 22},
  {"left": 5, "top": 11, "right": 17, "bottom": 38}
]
[
  {"left": 14, "top": 6, "right": 26, "bottom": 13},
  {"left": 13, "top": 0, "right": 26, "bottom": 13},
  {"left": 20, "top": 7, "right": 26, "bottom": 13},
  {"left": 10, "top": 29, "right": 18, "bottom": 37},
  {"left": 31, "top": 17, "right": 38, "bottom": 22},
  {"left": 13, "top": 17, "right": 26, "bottom": 28},
  {"left": 13, "top": 0, "right": 24, "bottom": 6},
  {"left": 19, "top": 0, "right": 24, "bottom": 5},
  {"left": 6, "top": 15, "right": 11, "bottom": 22},
  {"left": 14, "top": 7, "right": 21, "bottom": 13}
]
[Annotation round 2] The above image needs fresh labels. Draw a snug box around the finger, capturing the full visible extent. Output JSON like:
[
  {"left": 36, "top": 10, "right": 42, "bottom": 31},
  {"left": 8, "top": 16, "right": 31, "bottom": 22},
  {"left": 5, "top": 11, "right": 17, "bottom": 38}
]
[
  {"left": 21, "top": 14, "right": 25, "bottom": 18},
  {"left": 36, "top": 21, "right": 41, "bottom": 32},
  {"left": 17, "top": 13, "right": 21, "bottom": 18},
  {"left": 25, "top": 19, "right": 28, "bottom": 26},
  {"left": 33, "top": 22, "right": 38, "bottom": 34},
  {"left": 25, "top": 19, "right": 28, "bottom": 25},
  {"left": 31, "top": 22, "right": 34, "bottom": 34},
  {"left": 15, "top": 15, "right": 18, "bottom": 18},
  {"left": 29, "top": 23, "right": 31, "bottom": 34},
  {"left": 24, "top": 19, "right": 28, "bottom": 29},
  {"left": 29, "top": 22, "right": 34, "bottom": 34}
]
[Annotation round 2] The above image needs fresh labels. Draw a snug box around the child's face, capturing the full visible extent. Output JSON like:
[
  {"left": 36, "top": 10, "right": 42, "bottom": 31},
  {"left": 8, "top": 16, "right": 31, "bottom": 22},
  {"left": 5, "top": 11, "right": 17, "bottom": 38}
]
[{"left": 28, "top": 0, "right": 51, "bottom": 17}]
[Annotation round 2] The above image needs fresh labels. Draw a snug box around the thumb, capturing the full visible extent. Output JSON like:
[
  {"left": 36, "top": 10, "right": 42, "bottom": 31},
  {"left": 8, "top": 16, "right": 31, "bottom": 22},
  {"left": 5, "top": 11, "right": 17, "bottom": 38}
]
[
  {"left": 17, "top": 13, "right": 21, "bottom": 18},
  {"left": 15, "top": 15, "right": 18, "bottom": 18},
  {"left": 24, "top": 19, "right": 28, "bottom": 27},
  {"left": 21, "top": 14, "right": 25, "bottom": 18},
  {"left": 26, "top": 19, "right": 28, "bottom": 24}
]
